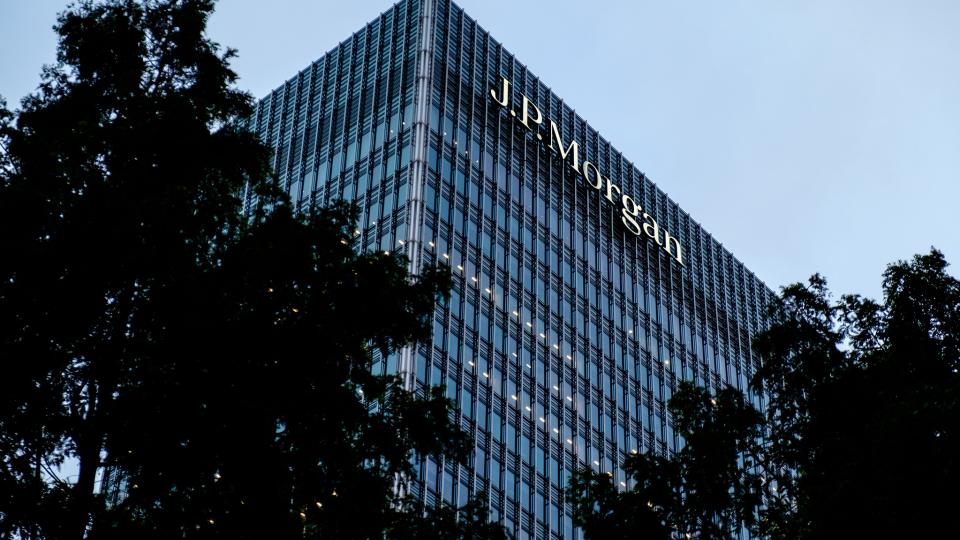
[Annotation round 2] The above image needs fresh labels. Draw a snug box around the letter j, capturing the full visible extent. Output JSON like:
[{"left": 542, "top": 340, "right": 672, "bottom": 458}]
[{"left": 491, "top": 76, "right": 510, "bottom": 108}]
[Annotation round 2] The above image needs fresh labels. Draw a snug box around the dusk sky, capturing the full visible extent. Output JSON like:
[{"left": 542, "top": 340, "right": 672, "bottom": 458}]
[{"left": 3, "top": 0, "right": 958, "bottom": 301}]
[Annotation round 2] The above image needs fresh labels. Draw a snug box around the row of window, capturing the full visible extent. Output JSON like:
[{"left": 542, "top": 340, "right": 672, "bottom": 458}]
[{"left": 249, "top": 1, "right": 770, "bottom": 538}]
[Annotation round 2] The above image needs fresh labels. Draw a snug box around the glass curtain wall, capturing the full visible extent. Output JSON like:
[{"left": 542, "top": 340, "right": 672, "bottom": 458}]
[{"left": 247, "top": 1, "right": 774, "bottom": 538}]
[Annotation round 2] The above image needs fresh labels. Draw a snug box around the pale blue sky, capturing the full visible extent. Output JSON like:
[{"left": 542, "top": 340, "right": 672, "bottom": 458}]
[{"left": 2, "top": 0, "right": 958, "bottom": 300}]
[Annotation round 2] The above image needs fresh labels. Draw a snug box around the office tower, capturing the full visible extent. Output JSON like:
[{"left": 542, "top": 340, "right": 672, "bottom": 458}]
[{"left": 246, "top": 1, "right": 774, "bottom": 537}]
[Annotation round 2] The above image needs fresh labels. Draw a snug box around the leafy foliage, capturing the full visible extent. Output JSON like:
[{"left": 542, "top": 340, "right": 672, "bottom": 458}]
[
  {"left": 0, "top": 1, "right": 505, "bottom": 539},
  {"left": 568, "top": 249, "right": 960, "bottom": 539},
  {"left": 1, "top": 1, "right": 265, "bottom": 536},
  {"left": 752, "top": 249, "right": 960, "bottom": 539},
  {"left": 567, "top": 382, "right": 763, "bottom": 540},
  {"left": 89, "top": 202, "right": 472, "bottom": 540}
]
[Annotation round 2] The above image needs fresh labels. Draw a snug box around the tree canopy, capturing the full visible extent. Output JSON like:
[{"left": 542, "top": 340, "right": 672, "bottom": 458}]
[
  {"left": 0, "top": 1, "right": 504, "bottom": 538},
  {"left": 752, "top": 249, "right": 960, "bottom": 539},
  {"left": 568, "top": 248, "right": 960, "bottom": 539},
  {"left": 567, "top": 382, "right": 763, "bottom": 540}
]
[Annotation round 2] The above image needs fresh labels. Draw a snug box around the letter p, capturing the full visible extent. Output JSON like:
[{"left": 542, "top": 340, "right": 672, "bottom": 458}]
[{"left": 519, "top": 94, "right": 543, "bottom": 130}]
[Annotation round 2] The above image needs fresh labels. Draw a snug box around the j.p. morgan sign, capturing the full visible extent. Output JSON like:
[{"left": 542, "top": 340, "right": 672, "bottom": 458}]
[{"left": 491, "top": 76, "right": 684, "bottom": 267}]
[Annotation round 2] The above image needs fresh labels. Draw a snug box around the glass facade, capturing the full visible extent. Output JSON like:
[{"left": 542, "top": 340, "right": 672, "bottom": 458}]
[{"left": 246, "top": 1, "right": 775, "bottom": 538}]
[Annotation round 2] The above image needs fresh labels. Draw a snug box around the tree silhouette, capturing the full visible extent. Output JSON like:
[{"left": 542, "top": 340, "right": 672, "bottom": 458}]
[
  {"left": 752, "top": 249, "right": 960, "bottom": 539},
  {"left": 567, "top": 382, "right": 763, "bottom": 540},
  {"left": 567, "top": 248, "right": 960, "bottom": 539},
  {"left": 0, "top": 1, "right": 505, "bottom": 538}
]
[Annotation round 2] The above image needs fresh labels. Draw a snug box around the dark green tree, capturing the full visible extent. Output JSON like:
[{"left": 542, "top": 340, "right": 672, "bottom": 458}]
[
  {"left": 569, "top": 250, "right": 960, "bottom": 539},
  {"left": 89, "top": 200, "right": 481, "bottom": 540},
  {"left": 752, "top": 249, "right": 960, "bottom": 539},
  {"left": 567, "top": 382, "right": 764, "bottom": 540},
  {"left": 0, "top": 0, "right": 269, "bottom": 535},
  {"left": 0, "top": 1, "right": 505, "bottom": 539}
]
